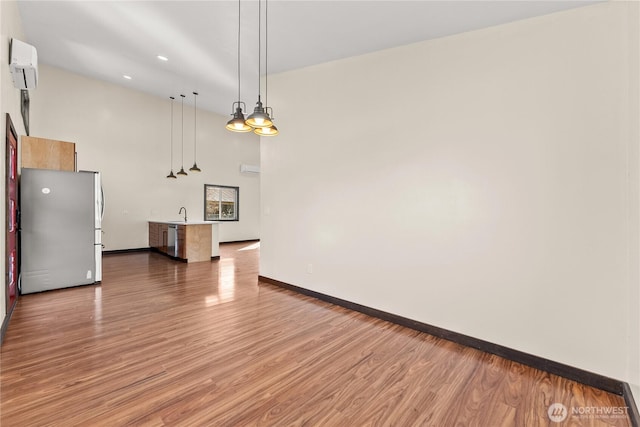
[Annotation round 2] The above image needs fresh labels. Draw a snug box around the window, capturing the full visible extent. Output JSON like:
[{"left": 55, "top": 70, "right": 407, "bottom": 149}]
[{"left": 204, "top": 185, "right": 239, "bottom": 221}]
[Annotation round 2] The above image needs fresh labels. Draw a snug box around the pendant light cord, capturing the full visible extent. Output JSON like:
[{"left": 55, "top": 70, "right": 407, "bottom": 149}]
[
  {"left": 257, "top": 0, "right": 261, "bottom": 99},
  {"left": 193, "top": 92, "right": 198, "bottom": 158},
  {"left": 237, "top": 0, "right": 242, "bottom": 103},
  {"left": 265, "top": 0, "right": 268, "bottom": 108},
  {"left": 170, "top": 97, "right": 174, "bottom": 168},
  {"left": 181, "top": 94, "right": 185, "bottom": 166}
]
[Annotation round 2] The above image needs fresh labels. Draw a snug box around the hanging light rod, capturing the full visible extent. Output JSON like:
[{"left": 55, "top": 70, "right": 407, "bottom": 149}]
[
  {"left": 226, "top": 0, "right": 252, "bottom": 133},
  {"left": 245, "top": 0, "right": 273, "bottom": 129},
  {"left": 177, "top": 94, "right": 188, "bottom": 176},
  {"left": 190, "top": 91, "right": 202, "bottom": 172},
  {"left": 255, "top": 0, "right": 278, "bottom": 136},
  {"left": 166, "top": 96, "right": 177, "bottom": 179}
]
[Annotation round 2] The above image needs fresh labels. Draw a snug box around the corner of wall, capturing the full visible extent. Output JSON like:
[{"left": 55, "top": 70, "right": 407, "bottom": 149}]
[
  {"left": 627, "top": 0, "right": 640, "bottom": 410},
  {"left": 0, "top": 0, "right": 26, "bottom": 331}
]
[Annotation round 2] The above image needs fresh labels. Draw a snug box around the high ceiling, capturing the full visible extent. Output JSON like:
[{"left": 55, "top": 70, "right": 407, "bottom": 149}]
[{"left": 17, "top": 0, "right": 602, "bottom": 116}]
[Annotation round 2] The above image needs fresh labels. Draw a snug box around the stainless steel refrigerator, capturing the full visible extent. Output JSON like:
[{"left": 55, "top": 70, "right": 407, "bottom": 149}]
[{"left": 20, "top": 168, "right": 103, "bottom": 294}]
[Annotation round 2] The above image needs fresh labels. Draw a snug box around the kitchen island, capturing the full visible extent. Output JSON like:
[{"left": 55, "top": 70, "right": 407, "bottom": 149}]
[{"left": 148, "top": 221, "right": 220, "bottom": 263}]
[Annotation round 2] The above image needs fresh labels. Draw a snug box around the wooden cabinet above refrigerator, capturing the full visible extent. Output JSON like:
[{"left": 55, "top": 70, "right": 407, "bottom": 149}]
[{"left": 21, "top": 136, "right": 76, "bottom": 171}]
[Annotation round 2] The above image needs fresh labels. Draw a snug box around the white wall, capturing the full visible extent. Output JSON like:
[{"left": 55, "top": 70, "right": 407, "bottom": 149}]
[
  {"left": 0, "top": 0, "right": 26, "bottom": 329},
  {"left": 629, "top": 0, "right": 640, "bottom": 407},
  {"left": 29, "top": 64, "right": 260, "bottom": 249},
  {"left": 261, "top": 1, "right": 640, "bottom": 405}
]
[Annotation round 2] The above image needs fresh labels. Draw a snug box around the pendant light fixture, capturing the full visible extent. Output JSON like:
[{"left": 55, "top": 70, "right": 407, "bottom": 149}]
[
  {"left": 177, "top": 94, "right": 188, "bottom": 176},
  {"left": 226, "top": 0, "right": 252, "bottom": 133},
  {"left": 254, "top": 0, "right": 278, "bottom": 137},
  {"left": 189, "top": 91, "right": 202, "bottom": 172},
  {"left": 166, "top": 96, "right": 177, "bottom": 179},
  {"left": 245, "top": 0, "right": 273, "bottom": 129},
  {"left": 254, "top": 114, "right": 278, "bottom": 136}
]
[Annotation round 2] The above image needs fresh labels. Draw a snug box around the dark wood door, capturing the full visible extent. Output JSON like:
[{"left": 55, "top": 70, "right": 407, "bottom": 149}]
[{"left": 5, "top": 114, "right": 18, "bottom": 314}]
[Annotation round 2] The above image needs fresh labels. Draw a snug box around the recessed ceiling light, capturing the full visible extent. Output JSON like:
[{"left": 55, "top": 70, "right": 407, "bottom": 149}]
[
  {"left": 123, "top": 75, "right": 132, "bottom": 80},
  {"left": 157, "top": 55, "right": 168, "bottom": 61}
]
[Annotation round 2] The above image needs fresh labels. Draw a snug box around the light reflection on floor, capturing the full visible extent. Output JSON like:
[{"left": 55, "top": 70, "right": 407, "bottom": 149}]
[
  {"left": 93, "top": 286, "right": 103, "bottom": 332},
  {"left": 238, "top": 241, "right": 260, "bottom": 251},
  {"left": 205, "top": 258, "right": 236, "bottom": 306},
  {"left": 205, "top": 242, "right": 258, "bottom": 306}
]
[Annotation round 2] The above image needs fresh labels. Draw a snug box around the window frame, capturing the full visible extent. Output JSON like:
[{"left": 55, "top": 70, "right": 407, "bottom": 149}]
[{"left": 203, "top": 184, "right": 239, "bottom": 222}]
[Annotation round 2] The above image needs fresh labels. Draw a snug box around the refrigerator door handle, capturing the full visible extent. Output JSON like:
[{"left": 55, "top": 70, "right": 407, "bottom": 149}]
[{"left": 100, "top": 186, "right": 105, "bottom": 221}]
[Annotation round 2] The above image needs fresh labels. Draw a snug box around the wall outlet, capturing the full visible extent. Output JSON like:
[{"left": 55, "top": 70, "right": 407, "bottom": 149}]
[{"left": 307, "top": 263, "right": 313, "bottom": 274}]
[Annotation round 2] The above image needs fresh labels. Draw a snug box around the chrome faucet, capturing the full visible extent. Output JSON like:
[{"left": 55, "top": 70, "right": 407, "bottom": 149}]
[{"left": 179, "top": 207, "right": 187, "bottom": 223}]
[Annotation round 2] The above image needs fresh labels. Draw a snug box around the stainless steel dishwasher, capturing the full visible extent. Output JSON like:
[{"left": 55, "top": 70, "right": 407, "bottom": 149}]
[{"left": 167, "top": 224, "right": 178, "bottom": 257}]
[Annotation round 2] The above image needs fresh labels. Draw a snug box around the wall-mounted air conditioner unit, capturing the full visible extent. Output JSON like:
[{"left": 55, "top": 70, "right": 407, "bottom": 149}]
[
  {"left": 10, "top": 38, "right": 38, "bottom": 89},
  {"left": 240, "top": 164, "right": 260, "bottom": 174}
]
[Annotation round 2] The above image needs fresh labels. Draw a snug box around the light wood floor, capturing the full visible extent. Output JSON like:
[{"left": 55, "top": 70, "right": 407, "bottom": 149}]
[{"left": 1, "top": 242, "right": 630, "bottom": 426}]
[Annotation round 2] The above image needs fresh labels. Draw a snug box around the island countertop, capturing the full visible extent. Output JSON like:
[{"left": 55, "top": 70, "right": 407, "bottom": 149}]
[{"left": 149, "top": 220, "right": 220, "bottom": 225}]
